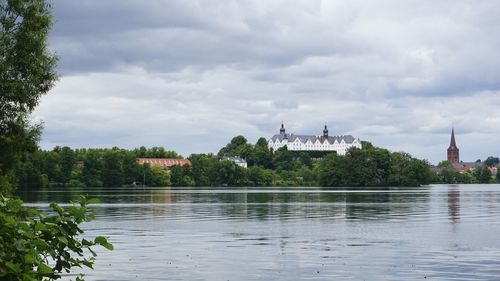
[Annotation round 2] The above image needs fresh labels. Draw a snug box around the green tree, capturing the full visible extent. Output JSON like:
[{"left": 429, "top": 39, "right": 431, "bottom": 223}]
[
  {"left": 344, "top": 146, "right": 390, "bottom": 186},
  {"left": 251, "top": 137, "right": 273, "bottom": 168},
  {"left": 218, "top": 135, "right": 248, "bottom": 157},
  {"left": 133, "top": 146, "right": 181, "bottom": 158},
  {"left": 247, "top": 166, "right": 274, "bottom": 186},
  {"left": 81, "top": 150, "right": 103, "bottom": 187},
  {"left": 170, "top": 165, "right": 194, "bottom": 187},
  {"left": 121, "top": 151, "right": 141, "bottom": 185},
  {"left": 388, "top": 152, "right": 432, "bottom": 187},
  {"left": 101, "top": 149, "right": 124, "bottom": 187},
  {"left": 0, "top": 0, "right": 58, "bottom": 194},
  {"left": 273, "top": 147, "right": 302, "bottom": 171},
  {"left": 55, "top": 146, "right": 75, "bottom": 185},
  {"left": 319, "top": 143, "right": 432, "bottom": 187},
  {"left": 148, "top": 166, "right": 171, "bottom": 187},
  {"left": 294, "top": 165, "right": 316, "bottom": 186},
  {"left": 440, "top": 168, "right": 460, "bottom": 184},
  {"left": 473, "top": 166, "right": 492, "bottom": 183},
  {"left": 217, "top": 160, "right": 248, "bottom": 186},
  {"left": 189, "top": 154, "right": 216, "bottom": 186},
  {"left": 15, "top": 150, "right": 45, "bottom": 188},
  {"left": 484, "top": 156, "right": 499, "bottom": 167},
  {"left": 437, "top": 160, "right": 450, "bottom": 168},
  {"left": 319, "top": 153, "right": 347, "bottom": 187},
  {"left": 43, "top": 151, "right": 63, "bottom": 185}
]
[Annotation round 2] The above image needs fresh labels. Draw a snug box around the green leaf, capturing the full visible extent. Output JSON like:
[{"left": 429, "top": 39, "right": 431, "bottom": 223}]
[
  {"left": 82, "top": 239, "right": 94, "bottom": 246},
  {"left": 87, "top": 198, "right": 101, "bottom": 205},
  {"left": 82, "top": 260, "right": 94, "bottom": 269},
  {"left": 6, "top": 261, "right": 22, "bottom": 274},
  {"left": 50, "top": 203, "right": 64, "bottom": 215},
  {"left": 34, "top": 221, "right": 48, "bottom": 232},
  {"left": 37, "top": 263, "right": 53, "bottom": 274},
  {"left": 94, "top": 236, "right": 114, "bottom": 250},
  {"left": 58, "top": 236, "right": 69, "bottom": 245},
  {"left": 24, "top": 253, "right": 37, "bottom": 264},
  {"left": 22, "top": 273, "right": 38, "bottom": 281}
]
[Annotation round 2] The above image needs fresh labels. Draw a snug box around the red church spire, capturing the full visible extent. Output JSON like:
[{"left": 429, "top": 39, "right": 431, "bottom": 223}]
[
  {"left": 449, "top": 127, "right": 457, "bottom": 149},
  {"left": 447, "top": 127, "right": 459, "bottom": 163}
]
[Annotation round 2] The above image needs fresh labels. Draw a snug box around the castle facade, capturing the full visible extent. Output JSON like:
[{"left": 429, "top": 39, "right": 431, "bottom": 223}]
[{"left": 268, "top": 123, "right": 362, "bottom": 156}]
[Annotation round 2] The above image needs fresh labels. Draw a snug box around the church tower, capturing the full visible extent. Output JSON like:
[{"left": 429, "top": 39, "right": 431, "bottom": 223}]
[{"left": 447, "top": 128, "right": 459, "bottom": 163}]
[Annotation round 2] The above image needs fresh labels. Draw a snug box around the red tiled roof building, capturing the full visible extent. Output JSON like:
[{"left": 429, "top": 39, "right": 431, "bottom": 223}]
[{"left": 137, "top": 158, "right": 191, "bottom": 170}]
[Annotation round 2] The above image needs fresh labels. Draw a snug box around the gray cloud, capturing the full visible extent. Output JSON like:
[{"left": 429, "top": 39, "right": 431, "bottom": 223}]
[{"left": 35, "top": 0, "right": 500, "bottom": 164}]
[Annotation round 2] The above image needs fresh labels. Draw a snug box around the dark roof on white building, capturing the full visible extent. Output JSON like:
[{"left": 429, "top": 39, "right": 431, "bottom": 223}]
[{"left": 269, "top": 133, "right": 357, "bottom": 144}]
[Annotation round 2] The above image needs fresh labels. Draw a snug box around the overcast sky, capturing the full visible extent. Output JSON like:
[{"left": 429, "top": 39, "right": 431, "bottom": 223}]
[{"left": 34, "top": 0, "right": 500, "bottom": 164}]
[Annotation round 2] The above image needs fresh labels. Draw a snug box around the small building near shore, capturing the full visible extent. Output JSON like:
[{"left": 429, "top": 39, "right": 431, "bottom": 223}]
[
  {"left": 223, "top": 156, "right": 248, "bottom": 168},
  {"left": 137, "top": 158, "right": 191, "bottom": 170}
]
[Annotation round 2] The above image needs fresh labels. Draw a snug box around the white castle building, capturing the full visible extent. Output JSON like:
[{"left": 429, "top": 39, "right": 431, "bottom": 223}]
[{"left": 268, "top": 123, "right": 362, "bottom": 156}]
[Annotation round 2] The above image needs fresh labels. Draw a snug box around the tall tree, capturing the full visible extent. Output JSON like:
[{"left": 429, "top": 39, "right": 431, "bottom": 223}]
[
  {"left": 218, "top": 135, "right": 248, "bottom": 157},
  {"left": 0, "top": 0, "right": 57, "bottom": 193},
  {"left": 484, "top": 156, "right": 499, "bottom": 167},
  {"left": 473, "top": 166, "right": 492, "bottom": 184}
]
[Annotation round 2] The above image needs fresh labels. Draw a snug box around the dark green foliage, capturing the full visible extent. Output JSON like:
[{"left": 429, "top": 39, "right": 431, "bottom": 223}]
[
  {"left": 0, "top": 0, "right": 58, "bottom": 194},
  {"left": 435, "top": 166, "right": 493, "bottom": 184},
  {"left": 144, "top": 165, "right": 171, "bottom": 187},
  {"left": 14, "top": 137, "right": 440, "bottom": 188},
  {"left": 484, "top": 156, "right": 499, "bottom": 167},
  {"left": 217, "top": 160, "right": 247, "bottom": 186},
  {"left": 247, "top": 166, "right": 274, "bottom": 186},
  {"left": 15, "top": 147, "right": 180, "bottom": 188},
  {"left": 176, "top": 154, "right": 250, "bottom": 187},
  {"left": 437, "top": 161, "right": 449, "bottom": 168},
  {"left": 80, "top": 150, "right": 103, "bottom": 187},
  {"left": 473, "top": 166, "right": 492, "bottom": 183},
  {"left": 133, "top": 146, "right": 180, "bottom": 158},
  {"left": 101, "top": 149, "right": 125, "bottom": 187},
  {"left": 319, "top": 143, "right": 433, "bottom": 187},
  {"left": 0, "top": 196, "right": 112, "bottom": 281},
  {"left": 250, "top": 138, "right": 273, "bottom": 168},
  {"left": 188, "top": 154, "right": 218, "bottom": 186},
  {"left": 438, "top": 169, "right": 465, "bottom": 184},
  {"left": 170, "top": 165, "right": 195, "bottom": 187},
  {"left": 388, "top": 152, "right": 433, "bottom": 187},
  {"left": 218, "top": 135, "right": 249, "bottom": 157},
  {"left": 319, "top": 154, "right": 347, "bottom": 187}
]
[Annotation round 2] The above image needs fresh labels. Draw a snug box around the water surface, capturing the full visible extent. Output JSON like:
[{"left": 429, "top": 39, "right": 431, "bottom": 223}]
[{"left": 18, "top": 185, "right": 500, "bottom": 280}]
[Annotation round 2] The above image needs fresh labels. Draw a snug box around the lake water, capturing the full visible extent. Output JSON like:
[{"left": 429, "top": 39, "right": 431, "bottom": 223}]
[{"left": 17, "top": 185, "right": 500, "bottom": 280}]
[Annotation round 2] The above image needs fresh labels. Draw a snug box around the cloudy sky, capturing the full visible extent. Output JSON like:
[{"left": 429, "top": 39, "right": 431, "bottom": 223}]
[{"left": 34, "top": 0, "right": 500, "bottom": 164}]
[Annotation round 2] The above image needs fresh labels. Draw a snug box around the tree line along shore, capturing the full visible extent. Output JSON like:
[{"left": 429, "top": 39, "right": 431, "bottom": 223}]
[{"left": 13, "top": 135, "right": 498, "bottom": 189}]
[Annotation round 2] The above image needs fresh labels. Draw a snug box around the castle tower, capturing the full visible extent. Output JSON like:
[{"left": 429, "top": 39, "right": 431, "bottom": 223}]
[
  {"left": 280, "top": 122, "right": 286, "bottom": 135},
  {"left": 447, "top": 128, "right": 459, "bottom": 163},
  {"left": 323, "top": 124, "right": 329, "bottom": 138}
]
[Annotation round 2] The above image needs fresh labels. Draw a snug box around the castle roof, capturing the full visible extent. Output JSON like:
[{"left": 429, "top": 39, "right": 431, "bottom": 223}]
[{"left": 269, "top": 134, "right": 358, "bottom": 144}]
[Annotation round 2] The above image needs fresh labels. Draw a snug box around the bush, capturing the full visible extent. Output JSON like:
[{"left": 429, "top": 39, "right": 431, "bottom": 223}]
[{"left": 0, "top": 196, "right": 113, "bottom": 280}]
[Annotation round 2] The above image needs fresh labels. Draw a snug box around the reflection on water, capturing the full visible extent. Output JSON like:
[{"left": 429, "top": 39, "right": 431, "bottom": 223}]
[
  {"left": 17, "top": 185, "right": 500, "bottom": 281},
  {"left": 448, "top": 188, "right": 460, "bottom": 223}
]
